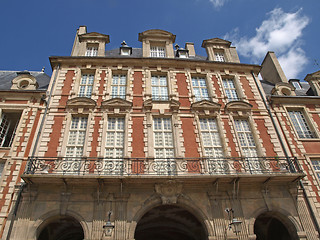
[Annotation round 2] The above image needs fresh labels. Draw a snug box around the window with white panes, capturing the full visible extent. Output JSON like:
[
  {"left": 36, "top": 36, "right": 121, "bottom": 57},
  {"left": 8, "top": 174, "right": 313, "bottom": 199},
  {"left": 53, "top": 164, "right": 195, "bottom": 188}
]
[
  {"left": 0, "top": 112, "right": 21, "bottom": 147},
  {"left": 79, "top": 74, "right": 94, "bottom": 98},
  {"left": 105, "top": 118, "right": 125, "bottom": 158},
  {"left": 311, "top": 159, "right": 320, "bottom": 181},
  {"left": 215, "top": 52, "right": 225, "bottom": 62},
  {"left": 85, "top": 45, "right": 98, "bottom": 56},
  {"left": 153, "top": 118, "right": 174, "bottom": 159},
  {"left": 191, "top": 77, "right": 209, "bottom": 101},
  {"left": 150, "top": 46, "right": 166, "bottom": 57},
  {"left": 292, "top": 81, "right": 301, "bottom": 90},
  {"left": 234, "top": 119, "right": 258, "bottom": 158},
  {"left": 66, "top": 117, "right": 88, "bottom": 157},
  {"left": 222, "top": 78, "right": 239, "bottom": 101},
  {"left": 152, "top": 75, "right": 169, "bottom": 101},
  {"left": 111, "top": 75, "right": 126, "bottom": 99},
  {"left": 288, "top": 110, "right": 315, "bottom": 138},
  {"left": 199, "top": 118, "right": 223, "bottom": 157}
]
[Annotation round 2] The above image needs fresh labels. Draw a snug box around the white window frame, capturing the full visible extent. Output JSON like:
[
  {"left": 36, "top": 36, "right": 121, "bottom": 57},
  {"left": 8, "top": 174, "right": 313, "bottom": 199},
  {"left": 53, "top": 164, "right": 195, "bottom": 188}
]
[
  {"left": 215, "top": 51, "right": 225, "bottom": 62},
  {"left": 234, "top": 119, "right": 258, "bottom": 158},
  {"left": 222, "top": 78, "right": 239, "bottom": 102},
  {"left": 105, "top": 117, "right": 125, "bottom": 158},
  {"left": 191, "top": 76, "right": 210, "bottom": 102},
  {"left": 78, "top": 73, "right": 94, "bottom": 98},
  {"left": 199, "top": 118, "right": 224, "bottom": 158},
  {"left": 288, "top": 110, "right": 316, "bottom": 139},
  {"left": 111, "top": 74, "right": 127, "bottom": 99},
  {"left": 153, "top": 117, "right": 174, "bottom": 159},
  {"left": 292, "top": 81, "right": 301, "bottom": 90},
  {"left": 85, "top": 45, "right": 98, "bottom": 56},
  {"left": 150, "top": 46, "right": 166, "bottom": 58},
  {"left": 311, "top": 159, "right": 320, "bottom": 182},
  {"left": 0, "top": 112, "right": 20, "bottom": 148},
  {"left": 151, "top": 75, "right": 169, "bottom": 101},
  {"left": 65, "top": 116, "right": 88, "bottom": 158}
]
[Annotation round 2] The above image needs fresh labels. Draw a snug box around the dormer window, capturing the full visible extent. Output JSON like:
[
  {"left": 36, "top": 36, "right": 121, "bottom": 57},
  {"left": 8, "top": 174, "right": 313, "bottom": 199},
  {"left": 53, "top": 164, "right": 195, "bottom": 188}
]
[
  {"left": 215, "top": 51, "right": 225, "bottom": 62},
  {"left": 175, "top": 44, "right": 189, "bottom": 58},
  {"left": 85, "top": 44, "right": 98, "bottom": 56},
  {"left": 289, "top": 79, "right": 302, "bottom": 90},
  {"left": 150, "top": 46, "right": 166, "bottom": 58},
  {"left": 119, "top": 41, "right": 132, "bottom": 56}
]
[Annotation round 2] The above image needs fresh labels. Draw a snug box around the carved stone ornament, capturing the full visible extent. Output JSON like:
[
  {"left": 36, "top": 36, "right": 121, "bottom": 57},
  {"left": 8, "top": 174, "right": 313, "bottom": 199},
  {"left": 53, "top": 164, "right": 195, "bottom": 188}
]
[
  {"left": 191, "top": 100, "right": 221, "bottom": 113},
  {"left": 225, "top": 100, "right": 252, "bottom": 113},
  {"left": 155, "top": 180, "right": 183, "bottom": 204},
  {"left": 101, "top": 98, "right": 132, "bottom": 112},
  {"left": 66, "top": 97, "right": 96, "bottom": 110}
]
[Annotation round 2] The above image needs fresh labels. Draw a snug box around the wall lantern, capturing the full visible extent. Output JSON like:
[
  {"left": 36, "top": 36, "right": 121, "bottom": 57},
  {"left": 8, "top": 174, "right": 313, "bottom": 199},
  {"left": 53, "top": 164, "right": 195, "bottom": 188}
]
[
  {"left": 103, "top": 211, "right": 114, "bottom": 237},
  {"left": 225, "top": 208, "right": 242, "bottom": 234}
]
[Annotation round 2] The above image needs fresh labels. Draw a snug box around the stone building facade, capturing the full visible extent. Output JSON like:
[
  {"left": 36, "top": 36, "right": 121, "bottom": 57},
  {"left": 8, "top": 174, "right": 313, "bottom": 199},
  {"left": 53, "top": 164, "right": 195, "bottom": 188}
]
[
  {"left": 1, "top": 27, "right": 319, "bottom": 239},
  {"left": 0, "top": 70, "right": 50, "bottom": 238}
]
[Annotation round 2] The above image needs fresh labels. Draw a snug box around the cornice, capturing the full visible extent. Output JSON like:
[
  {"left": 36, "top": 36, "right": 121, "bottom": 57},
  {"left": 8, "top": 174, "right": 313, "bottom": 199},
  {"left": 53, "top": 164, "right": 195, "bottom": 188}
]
[
  {"left": 269, "top": 96, "right": 320, "bottom": 105},
  {"left": 49, "top": 56, "right": 261, "bottom": 74}
]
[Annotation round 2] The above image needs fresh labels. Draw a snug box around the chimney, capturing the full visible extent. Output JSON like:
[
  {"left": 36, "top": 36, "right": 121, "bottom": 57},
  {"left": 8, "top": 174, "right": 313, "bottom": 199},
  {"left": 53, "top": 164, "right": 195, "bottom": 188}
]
[
  {"left": 260, "top": 51, "right": 288, "bottom": 84},
  {"left": 185, "top": 42, "right": 195, "bottom": 57},
  {"left": 78, "top": 26, "right": 87, "bottom": 35}
]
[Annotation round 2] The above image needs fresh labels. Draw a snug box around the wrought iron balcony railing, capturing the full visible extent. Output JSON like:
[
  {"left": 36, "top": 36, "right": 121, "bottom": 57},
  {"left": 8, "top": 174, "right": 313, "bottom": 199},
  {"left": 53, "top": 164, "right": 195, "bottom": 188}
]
[{"left": 24, "top": 157, "right": 302, "bottom": 177}]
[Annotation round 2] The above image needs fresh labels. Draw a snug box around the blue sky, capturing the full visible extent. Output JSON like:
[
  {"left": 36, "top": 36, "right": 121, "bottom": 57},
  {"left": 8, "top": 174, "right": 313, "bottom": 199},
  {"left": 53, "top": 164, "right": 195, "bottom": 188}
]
[{"left": 0, "top": 0, "right": 319, "bottom": 80}]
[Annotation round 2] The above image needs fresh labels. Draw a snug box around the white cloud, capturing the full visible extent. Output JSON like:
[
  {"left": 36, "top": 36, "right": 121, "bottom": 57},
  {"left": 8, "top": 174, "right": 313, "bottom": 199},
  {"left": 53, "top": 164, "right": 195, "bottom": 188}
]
[
  {"left": 209, "top": 0, "right": 229, "bottom": 8},
  {"left": 225, "top": 8, "right": 310, "bottom": 79}
]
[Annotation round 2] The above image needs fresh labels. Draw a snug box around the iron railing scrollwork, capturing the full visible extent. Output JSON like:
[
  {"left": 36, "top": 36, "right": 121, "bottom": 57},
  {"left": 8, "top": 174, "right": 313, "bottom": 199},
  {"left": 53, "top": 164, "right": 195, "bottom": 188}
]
[{"left": 24, "top": 156, "right": 302, "bottom": 176}]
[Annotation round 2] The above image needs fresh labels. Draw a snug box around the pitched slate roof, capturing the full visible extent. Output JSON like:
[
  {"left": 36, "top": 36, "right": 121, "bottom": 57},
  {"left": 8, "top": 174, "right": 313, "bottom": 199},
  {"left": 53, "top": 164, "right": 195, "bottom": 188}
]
[{"left": 0, "top": 70, "right": 51, "bottom": 90}]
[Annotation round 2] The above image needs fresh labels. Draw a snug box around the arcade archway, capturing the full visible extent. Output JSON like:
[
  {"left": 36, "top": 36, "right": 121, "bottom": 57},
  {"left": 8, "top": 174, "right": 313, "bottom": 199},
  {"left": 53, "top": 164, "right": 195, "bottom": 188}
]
[
  {"left": 135, "top": 205, "right": 207, "bottom": 240},
  {"left": 254, "top": 211, "right": 298, "bottom": 240},
  {"left": 37, "top": 215, "right": 84, "bottom": 240}
]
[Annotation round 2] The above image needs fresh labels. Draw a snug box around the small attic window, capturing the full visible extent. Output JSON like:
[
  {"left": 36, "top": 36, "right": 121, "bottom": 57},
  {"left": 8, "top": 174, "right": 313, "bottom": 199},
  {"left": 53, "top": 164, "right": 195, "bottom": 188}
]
[
  {"left": 175, "top": 44, "right": 188, "bottom": 58},
  {"left": 19, "top": 80, "right": 30, "bottom": 89},
  {"left": 119, "top": 41, "right": 132, "bottom": 56},
  {"left": 289, "top": 79, "right": 302, "bottom": 90}
]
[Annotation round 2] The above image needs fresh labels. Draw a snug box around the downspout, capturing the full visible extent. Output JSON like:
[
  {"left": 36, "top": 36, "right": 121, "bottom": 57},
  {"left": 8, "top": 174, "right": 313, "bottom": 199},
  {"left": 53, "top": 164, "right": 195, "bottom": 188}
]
[
  {"left": 5, "top": 64, "right": 60, "bottom": 240},
  {"left": 251, "top": 71, "right": 320, "bottom": 236}
]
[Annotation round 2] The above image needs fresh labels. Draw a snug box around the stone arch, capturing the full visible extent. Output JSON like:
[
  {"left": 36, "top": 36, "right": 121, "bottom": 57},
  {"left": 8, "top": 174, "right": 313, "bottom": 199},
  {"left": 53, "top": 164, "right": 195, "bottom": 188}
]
[
  {"left": 250, "top": 209, "right": 300, "bottom": 240},
  {"left": 247, "top": 207, "right": 303, "bottom": 236},
  {"left": 128, "top": 194, "right": 213, "bottom": 240},
  {"left": 31, "top": 209, "right": 89, "bottom": 240}
]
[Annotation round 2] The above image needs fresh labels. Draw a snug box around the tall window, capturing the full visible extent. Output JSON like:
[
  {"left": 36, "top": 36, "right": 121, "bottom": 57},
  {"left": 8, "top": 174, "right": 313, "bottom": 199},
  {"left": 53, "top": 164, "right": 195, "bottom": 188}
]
[
  {"left": 66, "top": 117, "right": 87, "bottom": 157},
  {"left": 153, "top": 118, "right": 174, "bottom": 159},
  {"left": 150, "top": 46, "right": 165, "bottom": 57},
  {"left": 234, "top": 119, "right": 258, "bottom": 158},
  {"left": 311, "top": 159, "right": 320, "bottom": 181},
  {"left": 152, "top": 75, "right": 168, "bottom": 101},
  {"left": 191, "top": 77, "right": 209, "bottom": 101},
  {"left": 199, "top": 119, "right": 223, "bottom": 157},
  {"left": 288, "top": 110, "right": 315, "bottom": 138},
  {"left": 79, "top": 74, "right": 94, "bottom": 98},
  {"left": 105, "top": 118, "right": 125, "bottom": 158},
  {"left": 223, "top": 78, "right": 239, "bottom": 101},
  {"left": 0, "top": 112, "right": 21, "bottom": 147},
  {"left": 111, "top": 75, "right": 126, "bottom": 99},
  {"left": 85, "top": 45, "right": 98, "bottom": 56},
  {"left": 215, "top": 52, "right": 225, "bottom": 62}
]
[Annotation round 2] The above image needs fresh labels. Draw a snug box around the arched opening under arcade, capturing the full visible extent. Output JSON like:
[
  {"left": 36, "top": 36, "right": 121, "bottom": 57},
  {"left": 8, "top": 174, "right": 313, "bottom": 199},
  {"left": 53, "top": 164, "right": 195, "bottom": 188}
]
[
  {"left": 37, "top": 215, "right": 84, "bottom": 240},
  {"left": 254, "top": 211, "right": 299, "bottom": 240},
  {"left": 134, "top": 204, "right": 207, "bottom": 240}
]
